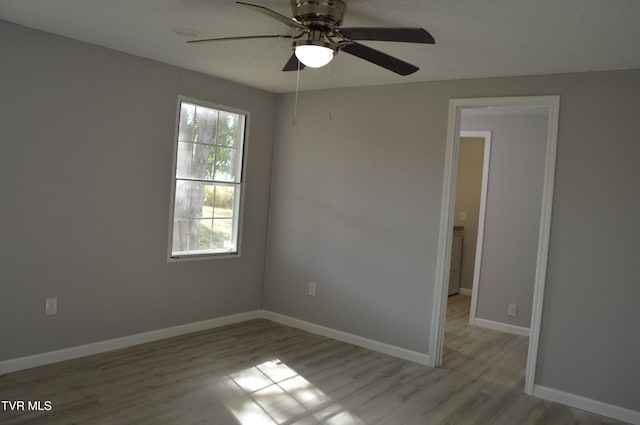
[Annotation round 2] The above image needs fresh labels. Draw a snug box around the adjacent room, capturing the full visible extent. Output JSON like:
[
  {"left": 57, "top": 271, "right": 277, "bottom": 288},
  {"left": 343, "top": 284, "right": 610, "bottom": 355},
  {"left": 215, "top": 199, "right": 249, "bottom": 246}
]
[{"left": 1, "top": 1, "right": 639, "bottom": 424}]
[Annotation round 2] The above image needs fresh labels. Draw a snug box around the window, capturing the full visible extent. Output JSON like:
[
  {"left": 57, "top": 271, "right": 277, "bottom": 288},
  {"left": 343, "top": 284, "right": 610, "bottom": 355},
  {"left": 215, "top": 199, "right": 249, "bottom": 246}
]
[{"left": 168, "top": 97, "right": 247, "bottom": 260}]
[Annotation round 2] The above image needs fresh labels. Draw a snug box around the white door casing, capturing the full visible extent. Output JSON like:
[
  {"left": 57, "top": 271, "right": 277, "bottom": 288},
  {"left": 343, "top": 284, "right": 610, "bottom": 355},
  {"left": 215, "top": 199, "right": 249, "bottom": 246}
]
[{"left": 429, "top": 96, "right": 560, "bottom": 395}]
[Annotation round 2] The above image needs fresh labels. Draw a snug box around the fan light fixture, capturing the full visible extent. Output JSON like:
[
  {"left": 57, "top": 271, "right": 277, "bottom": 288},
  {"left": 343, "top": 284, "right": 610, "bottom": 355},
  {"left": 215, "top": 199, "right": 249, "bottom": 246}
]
[
  {"left": 294, "top": 42, "right": 335, "bottom": 68},
  {"left": 188, "top": 1, "right": 435, "bottom": 76}
]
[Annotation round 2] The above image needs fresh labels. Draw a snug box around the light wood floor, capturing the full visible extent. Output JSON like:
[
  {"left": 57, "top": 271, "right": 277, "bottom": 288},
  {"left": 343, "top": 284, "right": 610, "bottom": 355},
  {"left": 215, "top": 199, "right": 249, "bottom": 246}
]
[{"left": 0, "top": 296, "right": 627, "bottom": 424}]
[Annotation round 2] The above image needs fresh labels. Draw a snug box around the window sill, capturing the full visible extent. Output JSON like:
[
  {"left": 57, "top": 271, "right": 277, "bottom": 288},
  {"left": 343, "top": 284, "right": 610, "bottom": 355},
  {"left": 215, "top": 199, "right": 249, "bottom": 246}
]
[{"left": 168, "top": 251, "right": 240, "bottom": 262}]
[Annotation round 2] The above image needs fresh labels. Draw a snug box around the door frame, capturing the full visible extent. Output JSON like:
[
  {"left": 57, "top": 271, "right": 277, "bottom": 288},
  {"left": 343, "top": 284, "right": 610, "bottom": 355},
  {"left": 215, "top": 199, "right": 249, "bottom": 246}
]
[
  {"left": 458, "top": 131, "right": 492, "bottom": 325},
  {"left": 429, "top": 96, "right": 560, "bottom": 395}
]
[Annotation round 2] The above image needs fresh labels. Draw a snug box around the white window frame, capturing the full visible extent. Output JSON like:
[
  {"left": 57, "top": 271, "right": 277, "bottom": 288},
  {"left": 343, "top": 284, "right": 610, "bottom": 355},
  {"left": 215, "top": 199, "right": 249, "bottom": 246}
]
[{"left": 167, "top": 96, "right": 249, "bottom": 262}]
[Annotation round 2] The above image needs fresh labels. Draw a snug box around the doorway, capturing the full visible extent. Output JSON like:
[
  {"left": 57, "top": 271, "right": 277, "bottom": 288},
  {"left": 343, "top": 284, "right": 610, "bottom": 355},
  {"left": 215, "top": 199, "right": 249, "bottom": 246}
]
[
  {"left": 429, "top": 96, "right": 560, "bottom": 395},
  {"left": 454, "top": 131, "right": 491, "bottom": 311},
  {"left": 444, "top": 131, "right": 490, "bottom": 339}
]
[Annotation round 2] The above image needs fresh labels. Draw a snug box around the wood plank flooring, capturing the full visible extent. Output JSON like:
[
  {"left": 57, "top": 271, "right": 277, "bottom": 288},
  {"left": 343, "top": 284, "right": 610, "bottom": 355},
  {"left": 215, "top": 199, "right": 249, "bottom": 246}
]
[{"left": 0, "top": 296, "right": 627, "bottom": 424}]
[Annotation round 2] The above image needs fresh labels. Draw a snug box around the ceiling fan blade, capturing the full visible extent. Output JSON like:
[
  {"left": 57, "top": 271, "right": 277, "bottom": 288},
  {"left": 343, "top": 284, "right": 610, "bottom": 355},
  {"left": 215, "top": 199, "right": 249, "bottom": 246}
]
[
  {"left": 187, "top": 34, "right": 292, "bottom": 44},
  {"left": 236, "top": 1, "right": 307, "bottom": 31},
  {"left": 338, "top": 27, "right": 435, "bottom": 44},
  {"left": 341, "top": 42, "right": 419, "bottom": 76},
  {"left": 282, "top": 53, "right": 306, "bottom": 71}
]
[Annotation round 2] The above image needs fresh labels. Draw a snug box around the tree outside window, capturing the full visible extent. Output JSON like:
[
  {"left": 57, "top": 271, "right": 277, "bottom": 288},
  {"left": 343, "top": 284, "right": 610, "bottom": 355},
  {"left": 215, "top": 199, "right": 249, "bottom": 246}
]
[{"left": 169, "top": 99, "right": 246, "bottom": 259}]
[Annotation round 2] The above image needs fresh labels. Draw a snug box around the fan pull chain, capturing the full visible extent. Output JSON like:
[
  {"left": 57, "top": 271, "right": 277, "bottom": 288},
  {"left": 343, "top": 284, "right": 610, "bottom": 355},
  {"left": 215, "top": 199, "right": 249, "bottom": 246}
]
[
  {"left": 292, "top": 59, "right": 301, "bottom": 125},
  {"left": 327, "top": 62, "right": 333, "bottom": 122}
]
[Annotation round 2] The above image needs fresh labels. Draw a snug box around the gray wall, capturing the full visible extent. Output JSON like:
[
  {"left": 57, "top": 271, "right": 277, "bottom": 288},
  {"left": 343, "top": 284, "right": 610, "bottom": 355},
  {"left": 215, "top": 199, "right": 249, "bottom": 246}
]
[
  {"left": 0, "top": 21, "right": 276, "bottom": 360},
  {"left": 461, "top": 114, "right": 548, "bottom": 328},
  {"left": 264, "top": 85, "right": 444, "bottom": 352},
  {"left": 453, "top": 137, "right": 485, "bottom": 291},
  {"left": 266, "top": 71, "right": 640, "bottom": 411}
]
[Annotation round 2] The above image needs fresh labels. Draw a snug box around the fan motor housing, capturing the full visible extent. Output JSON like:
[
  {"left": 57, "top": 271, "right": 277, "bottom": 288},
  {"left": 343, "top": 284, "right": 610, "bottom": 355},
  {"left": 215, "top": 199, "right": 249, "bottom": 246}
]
[{"left": 291, "top": 0, "right": 347, "bottom": 29}]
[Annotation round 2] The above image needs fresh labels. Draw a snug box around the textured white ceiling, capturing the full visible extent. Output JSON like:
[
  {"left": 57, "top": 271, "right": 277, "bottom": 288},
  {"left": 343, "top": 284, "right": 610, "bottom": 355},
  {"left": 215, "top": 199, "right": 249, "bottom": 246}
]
[{"left": 1, "top": 0, "right": 639, "bottom": 93}]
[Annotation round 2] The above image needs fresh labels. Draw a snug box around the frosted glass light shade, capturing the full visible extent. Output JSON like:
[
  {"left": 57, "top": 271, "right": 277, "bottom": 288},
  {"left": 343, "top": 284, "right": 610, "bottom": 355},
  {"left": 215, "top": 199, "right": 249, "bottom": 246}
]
[{"left": 294, "top": 45, "right": 334, "bottom": 68}]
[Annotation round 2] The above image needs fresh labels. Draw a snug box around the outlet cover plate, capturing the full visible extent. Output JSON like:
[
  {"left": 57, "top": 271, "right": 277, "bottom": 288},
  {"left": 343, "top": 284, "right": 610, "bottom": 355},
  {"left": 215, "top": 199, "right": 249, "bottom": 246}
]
[{"left": 45, "top": 297, "right": 57, "bottom": 316}]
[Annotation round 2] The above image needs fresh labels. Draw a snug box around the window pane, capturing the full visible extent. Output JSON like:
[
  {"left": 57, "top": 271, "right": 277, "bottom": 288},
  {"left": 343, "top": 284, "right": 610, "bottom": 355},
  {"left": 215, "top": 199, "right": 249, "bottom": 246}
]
[
  {"left": 176, "top": 142, "right": 216, "bottom": 180},
  {"left": 172, "top": 218, "right": 189, "bottom": 253},
  {"left": 171, "top": 219, "right": 202, "bottom": 253},
  {"left": 217, "top": 111, "right": 242, "bottom": 147},
  {"left": 194, "top": 106, "right": 218, "bottom": 145},
  {"left": 174, "top": 180, "right": 212, "bottom": 220},
  {"left": 178, "top": 103, "right": 195, "bottom": 142},
  {"left": 213, "top": 147, "right": 239, "bottom": 182},
  {"left": 197, "top": 143, "right": 215, "bottom": 180},
  {"left": 187, "top": 182, "right": 205, "bottom": 219},
  {"left": 212, "top": 219, "right": 233, "bottom": 250},
  {"left": 202, "top": 185, "right": 215, "bottom": 218},
  {"left": 172, "top": 219, "right": 210, "bottom": 252},
  {"left": 175, "top": 142, "right": 193, "bottom": 178},
  {"left": 214, "top": 186, "right": 235, "bottom": 218},
  {"left": 173, "top": 180, "right": 193, "bottom": 220},
  {"left": 198, "top": 219, "right": 214, "bottom": 250}
]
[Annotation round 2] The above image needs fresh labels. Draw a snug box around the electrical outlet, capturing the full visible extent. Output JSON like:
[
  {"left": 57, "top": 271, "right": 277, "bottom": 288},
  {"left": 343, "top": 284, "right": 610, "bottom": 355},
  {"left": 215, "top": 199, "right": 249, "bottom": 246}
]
[
  {"left": 308, "top": 281, "right": 317, "bottom": 296},
  {"left": 507, "top": 304, "right": 518, "bottom": 317},
  {"left": 460, "top": 211, "right": 467, "bottom": 221},
  {"left": 45, "top": 297, "right": 57, "bottom": 316}
]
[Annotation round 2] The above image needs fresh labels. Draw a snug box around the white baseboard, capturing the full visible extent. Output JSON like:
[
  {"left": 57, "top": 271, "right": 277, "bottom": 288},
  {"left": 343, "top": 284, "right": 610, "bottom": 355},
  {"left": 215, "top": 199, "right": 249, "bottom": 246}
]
[
  {"left": 261, "top": 310, "right": 430, "bottom": 366},
  {"left": 0, "top": 310, "right": 263, "bottom": 375},
  {"left": 459, "top": 288, "right": 472, "bottom": 296},
  {"left": 472, "top": 318, "right": 530, "bottom": 337},
  {"left": 533, "top": 385, "right": 640, "bottom": 425},
  {"left": 1, "top": 309, "right": 430, "bottom": 375}
]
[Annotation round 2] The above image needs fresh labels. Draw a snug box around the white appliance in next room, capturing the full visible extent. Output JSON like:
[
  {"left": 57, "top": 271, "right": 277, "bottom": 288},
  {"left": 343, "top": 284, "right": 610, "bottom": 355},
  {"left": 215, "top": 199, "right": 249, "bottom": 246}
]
[{"left": 448, "top": 226, "right": 464, "bottom": 296}]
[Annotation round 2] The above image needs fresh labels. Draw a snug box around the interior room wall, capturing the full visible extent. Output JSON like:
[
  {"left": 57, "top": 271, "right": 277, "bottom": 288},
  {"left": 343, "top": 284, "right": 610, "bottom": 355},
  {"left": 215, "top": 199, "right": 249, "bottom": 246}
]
[
  {"left": 266, "top": 70, "right": 640, "bottom": 412},
  {"left": 264, "top": 85, "right": 444, "bottom": 353},
  {"left": 0, "top": 21, "right": 276, "bottom": 361},
  {"left": 460, "top": 113, "right": 548, "bottom": 329},
  {"left": 453, "top": 137, "right": 485, "bottom": 292}
]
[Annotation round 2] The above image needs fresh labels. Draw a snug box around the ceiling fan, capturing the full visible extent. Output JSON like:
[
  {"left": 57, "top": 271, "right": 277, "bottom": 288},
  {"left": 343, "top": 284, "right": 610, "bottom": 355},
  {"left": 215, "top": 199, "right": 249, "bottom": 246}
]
[{"left": 188, "top": 0, "right": 435, "bottom": 76}]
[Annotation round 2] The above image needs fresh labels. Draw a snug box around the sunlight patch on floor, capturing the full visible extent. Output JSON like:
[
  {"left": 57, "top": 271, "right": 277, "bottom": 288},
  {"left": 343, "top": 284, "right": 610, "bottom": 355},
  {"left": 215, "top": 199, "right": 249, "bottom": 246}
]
[{"left": 221, "top": 359, "right": 364, "bottom": 425}]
